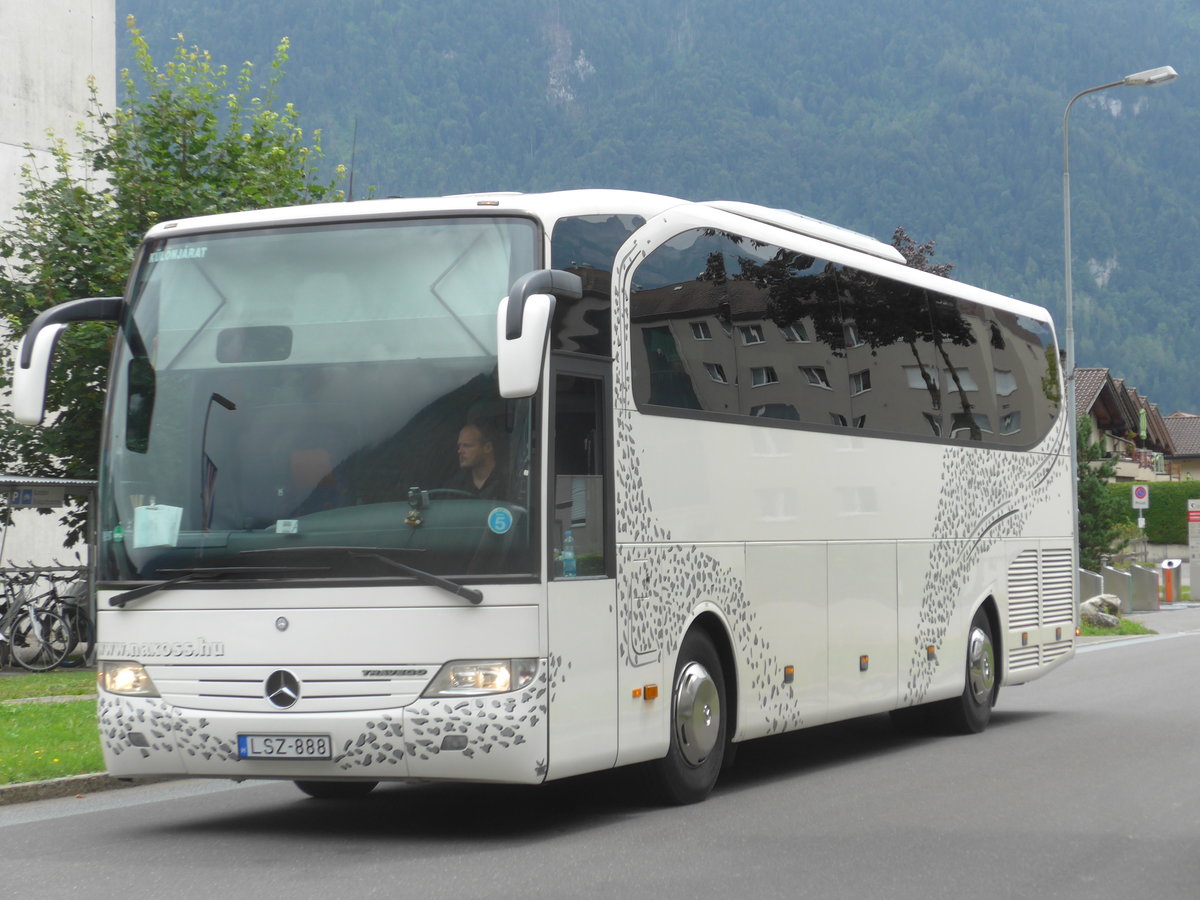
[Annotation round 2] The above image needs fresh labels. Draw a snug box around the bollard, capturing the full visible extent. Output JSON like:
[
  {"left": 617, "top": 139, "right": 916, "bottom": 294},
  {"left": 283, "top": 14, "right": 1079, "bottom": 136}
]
[
  {"left": 1161, "top": 559, "right": 1182, "bottom": 604},
  {"left": 1078, "top": 568, "right": 1103, "bottom": 605},
  {"left": 1102, "top": 565, "right": 1132, "bottom": 611},
  {"left": 1130, "top": 564, "right": 1160, "bottom": 612}
]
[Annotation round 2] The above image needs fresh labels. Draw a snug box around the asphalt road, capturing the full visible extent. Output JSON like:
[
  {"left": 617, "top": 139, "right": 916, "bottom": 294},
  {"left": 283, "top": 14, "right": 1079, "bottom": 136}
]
[{"left": 4, "top": 615, "right": 1200, "bottom": 900}]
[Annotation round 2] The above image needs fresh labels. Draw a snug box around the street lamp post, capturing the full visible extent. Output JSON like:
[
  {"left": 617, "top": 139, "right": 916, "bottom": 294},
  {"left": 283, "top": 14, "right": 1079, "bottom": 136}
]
[{"left": 1062, "top": 65, "right": 1178, "bottom": 574}]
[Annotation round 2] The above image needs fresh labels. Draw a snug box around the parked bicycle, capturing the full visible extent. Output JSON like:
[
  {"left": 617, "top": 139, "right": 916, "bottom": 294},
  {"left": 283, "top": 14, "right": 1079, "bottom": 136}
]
[
  {"left": 54, "top": 577, "right": 96, "bottom": 668},
  {"left": 0, "top": 571, "right": 73, "bottom": 671}
]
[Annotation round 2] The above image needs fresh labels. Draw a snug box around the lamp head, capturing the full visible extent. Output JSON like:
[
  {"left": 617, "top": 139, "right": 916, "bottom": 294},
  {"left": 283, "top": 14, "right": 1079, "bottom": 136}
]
[{"left": 1123, "top": 66, "right": 1179, "bottom": 86}]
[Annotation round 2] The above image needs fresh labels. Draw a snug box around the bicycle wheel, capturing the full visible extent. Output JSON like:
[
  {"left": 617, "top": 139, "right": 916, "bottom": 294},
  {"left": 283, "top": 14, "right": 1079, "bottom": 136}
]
[
  {"left": 59, "top": 603, "right": 96, "bottom": 668},
  {"left": 8, "top": 606, "right": 72, "bottom": 671}
]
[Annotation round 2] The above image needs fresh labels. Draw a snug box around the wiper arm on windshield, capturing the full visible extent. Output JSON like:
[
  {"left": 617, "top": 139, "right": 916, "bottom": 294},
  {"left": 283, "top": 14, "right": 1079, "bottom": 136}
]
[
  {"left": 351, "top": 551, "right": 484, "bottom": 605},
  {"left": 109, "top": 565, "right": 329, "bottom": 608},
  {"left": 238, "top": 546, "right": 485, "bottom": 605}
]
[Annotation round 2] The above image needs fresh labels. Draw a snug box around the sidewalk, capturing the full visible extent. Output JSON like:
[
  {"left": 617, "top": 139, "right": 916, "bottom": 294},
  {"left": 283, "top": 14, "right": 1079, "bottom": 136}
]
[
  {"left": 1077, "top": 601, "right": 1200, "bottom": 647},
  {"left": 1125, "top": 601, "right": 1200, "bottom": 635}
]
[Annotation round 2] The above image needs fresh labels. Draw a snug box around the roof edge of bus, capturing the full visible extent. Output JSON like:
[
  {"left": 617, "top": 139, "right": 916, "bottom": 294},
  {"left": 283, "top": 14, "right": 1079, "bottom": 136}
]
[
  {"left": 673, "top": 201, "right": 1053, "bottom": 326},
  {"left": 142, "top": 189, "right": 688, "bottom": 239},
  {"left": 699, "top": 200, "right": 906, "bottom": 265}
]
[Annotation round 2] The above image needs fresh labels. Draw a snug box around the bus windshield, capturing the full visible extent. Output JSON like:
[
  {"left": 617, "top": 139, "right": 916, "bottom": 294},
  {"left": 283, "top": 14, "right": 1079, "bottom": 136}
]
[{"left": 99, "top": 215, "right": 540, "bottom": 583}]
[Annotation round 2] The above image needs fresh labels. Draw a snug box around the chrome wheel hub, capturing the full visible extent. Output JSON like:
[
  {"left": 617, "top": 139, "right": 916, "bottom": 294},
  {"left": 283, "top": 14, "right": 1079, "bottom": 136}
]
[
  {"left": 967, "top": 625, "right": 995, "bottom": 705},
  {"left": 674, "top": 661, "right": 721, "bottom": 767}
]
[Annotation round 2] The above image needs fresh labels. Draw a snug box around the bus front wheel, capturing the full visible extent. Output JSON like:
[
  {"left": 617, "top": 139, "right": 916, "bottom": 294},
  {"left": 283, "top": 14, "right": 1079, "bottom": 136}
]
[{"left": 651, "top": 629, "right": 727, "bottom": 805}]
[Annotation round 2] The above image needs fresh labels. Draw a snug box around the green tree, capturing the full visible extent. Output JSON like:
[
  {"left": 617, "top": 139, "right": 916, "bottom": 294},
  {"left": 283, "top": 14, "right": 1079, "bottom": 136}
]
[
  {"left": 1077, "top": 418, "right": 1128, "bottom": 570},
  {"left": 891, "top": 225, "right": 954, "bottom": 278},
  {"left": 0, "top": 18, "right": 342, "bottom": 545}
]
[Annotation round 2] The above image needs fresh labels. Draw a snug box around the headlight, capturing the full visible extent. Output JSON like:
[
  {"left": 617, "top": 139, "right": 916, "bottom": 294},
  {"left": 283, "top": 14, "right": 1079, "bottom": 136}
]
[
  {"left": 423, "top": 659, "right": 538, "bottom": 697},
  {"left": 98, "top": 661, "right": 159, "bottom": 697}
]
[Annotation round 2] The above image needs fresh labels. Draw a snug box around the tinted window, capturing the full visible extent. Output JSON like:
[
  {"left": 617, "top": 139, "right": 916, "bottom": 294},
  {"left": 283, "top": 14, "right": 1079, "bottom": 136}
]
[
  {"left": 550, "top": 214, "right": 645, "bottom": 356},
  {"left": 552, "top": 373, "right": 610, "bottom": 578},
  {"left": 629, "top": 228, "right": 1060, "bottom": 447}
]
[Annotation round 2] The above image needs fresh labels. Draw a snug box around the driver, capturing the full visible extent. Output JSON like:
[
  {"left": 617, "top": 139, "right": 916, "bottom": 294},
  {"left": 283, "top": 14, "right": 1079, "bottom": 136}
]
[{"left": 451, "top": 423, "right": 508, "bottom": 500}]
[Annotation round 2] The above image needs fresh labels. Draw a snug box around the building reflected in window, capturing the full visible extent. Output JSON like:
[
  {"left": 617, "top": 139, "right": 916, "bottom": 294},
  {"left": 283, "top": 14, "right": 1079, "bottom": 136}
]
[{"left": 629, "top": 228, "right": 1060, "bottom": 448}]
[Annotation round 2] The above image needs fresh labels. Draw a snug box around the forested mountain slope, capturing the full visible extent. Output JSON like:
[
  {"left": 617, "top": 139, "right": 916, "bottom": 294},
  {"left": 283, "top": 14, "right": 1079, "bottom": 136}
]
[{"left": 118, "top": 0, "right": 1200, "bottom": 413}]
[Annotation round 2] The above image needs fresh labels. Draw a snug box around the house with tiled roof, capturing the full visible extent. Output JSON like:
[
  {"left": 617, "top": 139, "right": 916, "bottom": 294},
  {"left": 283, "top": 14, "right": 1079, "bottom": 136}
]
[
  {"left": 1075, "top": 368, "right": 1133, "bottom": 456},
  {"left": 1121, "top": 384, "right": 1174, "bottom": 474},
  {"left": 1164, "top": 413, "right": 1200, "bottom": 481},
  {"left": 1073, "top": 367, "right": 1174, "bottom": 481}
]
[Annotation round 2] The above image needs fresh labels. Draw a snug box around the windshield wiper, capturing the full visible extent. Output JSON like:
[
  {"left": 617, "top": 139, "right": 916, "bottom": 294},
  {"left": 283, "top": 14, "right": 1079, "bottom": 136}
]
[
  {"left": 109, "top": 565, "right": 328, "bottom": 608},
  {"left": 351, "top": 551, "right": 484, "bottom": 605},
  {"left": 238, "top": 546, "right": 484, "bottom": 605}
]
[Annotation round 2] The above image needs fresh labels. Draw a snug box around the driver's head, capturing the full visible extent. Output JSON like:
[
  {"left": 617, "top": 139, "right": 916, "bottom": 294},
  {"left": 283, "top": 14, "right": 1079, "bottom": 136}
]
[{"left": 457, "top": 424, "right": 494, "bottom": 471}]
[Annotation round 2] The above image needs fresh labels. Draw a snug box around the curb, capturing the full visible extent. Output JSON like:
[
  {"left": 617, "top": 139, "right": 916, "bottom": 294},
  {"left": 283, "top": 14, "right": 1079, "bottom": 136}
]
[
  {"left": 2, "top": 693, "right": 98, "bottom": 706},
  {"left": 0, "top": 773, "right": 175, "bottom": 807}
]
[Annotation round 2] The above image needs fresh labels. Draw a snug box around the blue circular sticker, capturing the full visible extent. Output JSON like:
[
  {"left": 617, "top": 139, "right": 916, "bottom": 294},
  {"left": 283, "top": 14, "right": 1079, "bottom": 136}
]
[{"left": 487, "top": 507, "right": 513, "bottom": 535}]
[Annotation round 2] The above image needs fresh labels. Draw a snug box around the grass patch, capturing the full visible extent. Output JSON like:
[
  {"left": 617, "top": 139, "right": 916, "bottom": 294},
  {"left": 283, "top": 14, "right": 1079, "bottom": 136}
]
[
  {"left": 1079, "top": 618, "right": 1157, "bottom": 637},
  {"left": 0, "top": 670, "right": 96, "bottom": 702},
  {"left": 0, "top": 699, "right": 103, "bottom": 785}
]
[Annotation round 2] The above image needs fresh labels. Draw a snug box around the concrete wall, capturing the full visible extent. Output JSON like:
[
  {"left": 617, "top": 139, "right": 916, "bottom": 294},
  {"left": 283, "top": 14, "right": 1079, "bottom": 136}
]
[
  {"left": 1, "top": 0, "right": 116, "bottom": 224},
  {"left": 1, "top": 1, "right": 115, "bottom": 564}
]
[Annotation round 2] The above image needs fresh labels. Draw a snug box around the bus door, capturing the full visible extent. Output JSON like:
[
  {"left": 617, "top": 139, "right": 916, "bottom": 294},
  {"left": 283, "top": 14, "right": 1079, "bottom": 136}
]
[{"left": 545, "top": 359, "right": 619, "bottom": 780}]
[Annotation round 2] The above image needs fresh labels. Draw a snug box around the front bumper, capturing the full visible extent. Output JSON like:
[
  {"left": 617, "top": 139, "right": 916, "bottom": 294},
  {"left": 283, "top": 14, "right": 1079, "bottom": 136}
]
[{"left": 98, "top": 668, "right": 550, "bottom": 784}]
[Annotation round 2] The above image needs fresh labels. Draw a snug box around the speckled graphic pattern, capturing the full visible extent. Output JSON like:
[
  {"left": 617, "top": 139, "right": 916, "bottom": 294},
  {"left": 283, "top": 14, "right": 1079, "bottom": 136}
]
[
  {"left": 394, "top": 668, "right": 548, "bottom": 771},
  {"left": 611, "top": 243, "right": 804, "bottom": 736},
  {"left": 902, "top": 421, "right": 1068, "bottom": 705},
  {"left": 99, "top": 666, "right": 550, "bottom": 778},
  {"left": 100, "top": 695, "right": 236, "bottom": 763},
  {"left": 333, "top": 671, "right": 547, "bottom": 772},
  {"left": 616, "top": 539, "right": 803, "bottom": 734},
  {"left": 334, "top": 716, "right": 406, "bottom": 770}
]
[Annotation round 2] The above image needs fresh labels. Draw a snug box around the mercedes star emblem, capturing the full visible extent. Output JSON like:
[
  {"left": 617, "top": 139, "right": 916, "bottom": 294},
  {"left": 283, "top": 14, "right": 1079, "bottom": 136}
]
[{"left": 264, "top": 670, "right": 301, "bottom": 709}]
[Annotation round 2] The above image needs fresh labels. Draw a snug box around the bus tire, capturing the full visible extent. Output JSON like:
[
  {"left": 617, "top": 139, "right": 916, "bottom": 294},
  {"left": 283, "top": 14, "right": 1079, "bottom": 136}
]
[
  {"left": 651, "top": 629, "right": 727, "bottom": 804},
  {"left": 294, "top": 780, "right": 378, "bottom": 800},
  {"left": 938, "top": 607, "right": 997, "bottom": 734}
]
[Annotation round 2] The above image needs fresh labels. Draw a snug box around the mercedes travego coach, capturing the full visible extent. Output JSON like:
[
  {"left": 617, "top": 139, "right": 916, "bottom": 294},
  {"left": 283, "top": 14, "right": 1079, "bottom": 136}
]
[{"left": 12, "top": 190, "right": 1074, "bottom": 803}]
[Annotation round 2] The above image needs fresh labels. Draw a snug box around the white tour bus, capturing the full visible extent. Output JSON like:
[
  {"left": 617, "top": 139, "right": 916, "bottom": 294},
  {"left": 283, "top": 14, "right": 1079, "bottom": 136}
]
[{"left": 12, "top": 190, "right": 1074, "bottom": 803}]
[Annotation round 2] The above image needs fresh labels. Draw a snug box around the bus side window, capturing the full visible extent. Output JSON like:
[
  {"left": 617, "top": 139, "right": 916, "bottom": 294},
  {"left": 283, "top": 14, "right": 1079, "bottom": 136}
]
[
  {"left": 549, "top": 214, "right": 646, "bottom": 356},
  {"left": 553, "top": 373, "right": 608, "bottom": 578}
]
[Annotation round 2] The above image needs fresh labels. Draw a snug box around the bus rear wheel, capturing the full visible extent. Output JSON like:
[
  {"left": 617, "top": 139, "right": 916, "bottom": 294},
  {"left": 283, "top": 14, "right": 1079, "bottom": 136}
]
[
  {"left": 938, "top": 608, "right": 997, "bottom": 734},
  {"left": 651, "top": 629, "right": 727, "bottom": 805},
  {"left": 294, "top": 780, "right": 378, "bottom": 800}
]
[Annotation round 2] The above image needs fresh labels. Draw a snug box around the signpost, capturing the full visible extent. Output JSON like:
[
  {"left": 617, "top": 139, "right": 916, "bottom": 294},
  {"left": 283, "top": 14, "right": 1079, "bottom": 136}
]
[
  {"left": 1132, "top": 484, "right": 1149, "bottom": 531},
  {"left": 1189, "top": 499, "right": 1200, "bottom": 601}
]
